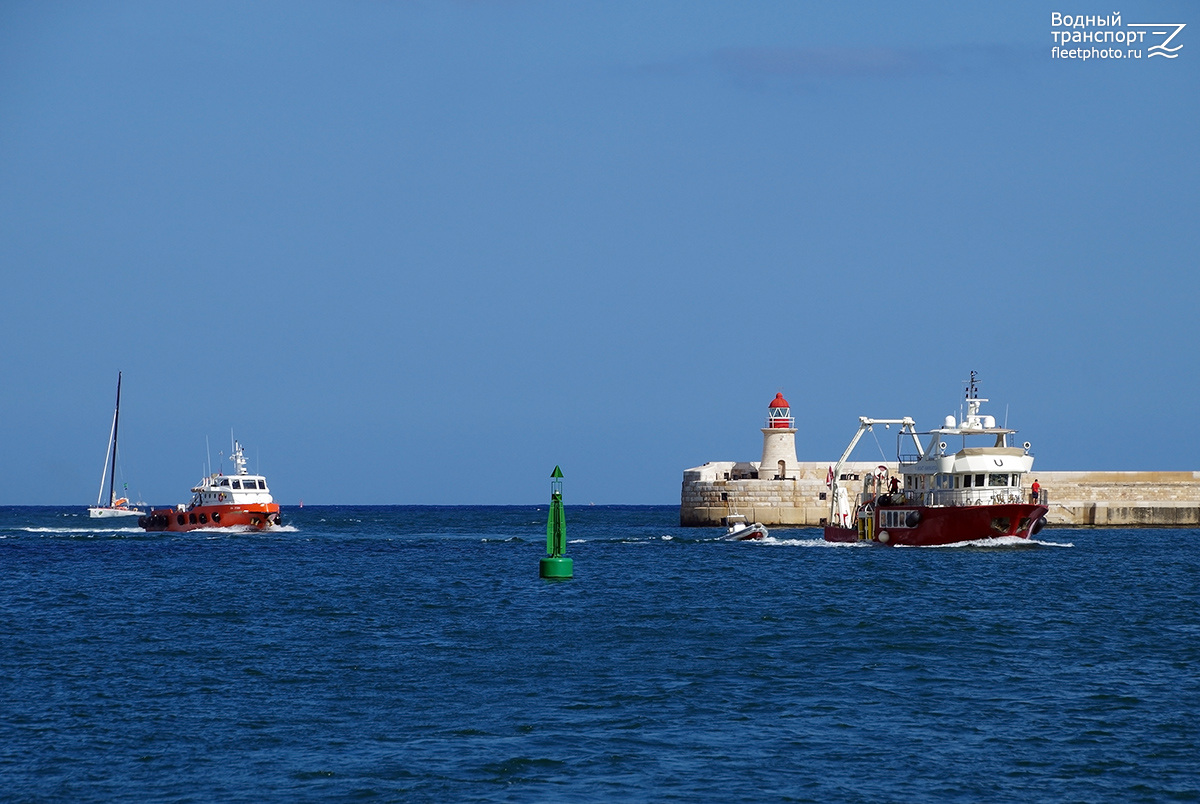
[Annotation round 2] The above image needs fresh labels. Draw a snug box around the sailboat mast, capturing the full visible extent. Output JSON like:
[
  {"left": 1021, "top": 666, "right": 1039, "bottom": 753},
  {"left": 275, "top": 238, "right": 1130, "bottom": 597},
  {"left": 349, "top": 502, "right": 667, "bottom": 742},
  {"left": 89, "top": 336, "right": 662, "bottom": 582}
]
[{"left": 108, "top": 371, "right": 122, "bottom": 507}]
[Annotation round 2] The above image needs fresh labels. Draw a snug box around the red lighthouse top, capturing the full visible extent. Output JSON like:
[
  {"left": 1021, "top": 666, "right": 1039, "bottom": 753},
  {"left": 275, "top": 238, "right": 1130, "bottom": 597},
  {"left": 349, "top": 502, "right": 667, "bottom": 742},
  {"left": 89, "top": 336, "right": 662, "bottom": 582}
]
[{"left": 767, "top": 393, "right": 794, "bottom": 428}]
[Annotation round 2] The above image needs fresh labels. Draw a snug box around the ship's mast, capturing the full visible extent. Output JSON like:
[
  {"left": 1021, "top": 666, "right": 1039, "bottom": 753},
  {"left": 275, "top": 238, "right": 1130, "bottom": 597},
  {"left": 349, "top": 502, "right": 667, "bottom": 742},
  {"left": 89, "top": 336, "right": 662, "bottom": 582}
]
[
  {"left": 231, "top": 440, "right": 249, "bottom": 475},
  {"left": 107, "top": 372, "right": 122, "bottom": 507}
]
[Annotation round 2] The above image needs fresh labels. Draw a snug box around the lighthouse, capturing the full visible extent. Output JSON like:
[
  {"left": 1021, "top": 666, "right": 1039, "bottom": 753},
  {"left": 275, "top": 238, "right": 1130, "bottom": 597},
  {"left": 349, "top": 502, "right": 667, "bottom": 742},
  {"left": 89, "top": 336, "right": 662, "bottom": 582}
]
[{"left": 761, "top": 392, "right": 799, "bottom": 480}]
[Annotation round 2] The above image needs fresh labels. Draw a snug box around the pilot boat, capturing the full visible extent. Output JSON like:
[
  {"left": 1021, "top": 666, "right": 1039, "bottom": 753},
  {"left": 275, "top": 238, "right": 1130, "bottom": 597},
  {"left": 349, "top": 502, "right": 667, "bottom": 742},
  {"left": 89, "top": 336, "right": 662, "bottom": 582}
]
[
  {"left": 139, "top": 440, "right": 281, "bottom": 532},
  {"left": 824, "top": 373, "right": 1049, "bottom": 546}
]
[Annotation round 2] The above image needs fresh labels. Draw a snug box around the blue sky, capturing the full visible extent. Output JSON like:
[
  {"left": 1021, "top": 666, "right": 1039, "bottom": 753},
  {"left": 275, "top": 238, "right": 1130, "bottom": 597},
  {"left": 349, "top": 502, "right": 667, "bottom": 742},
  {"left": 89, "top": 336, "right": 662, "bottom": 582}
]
[{"left": 2, "top": 1, "right": 1196, "bottom": 505}]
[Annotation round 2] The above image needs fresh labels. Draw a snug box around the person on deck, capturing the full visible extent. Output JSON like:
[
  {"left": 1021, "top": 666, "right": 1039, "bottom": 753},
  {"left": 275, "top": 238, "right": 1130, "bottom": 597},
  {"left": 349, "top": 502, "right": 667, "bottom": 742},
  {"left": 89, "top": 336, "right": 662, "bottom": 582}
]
[{"left": 1031, "top": 479, "right": 1041, "bottom": 504}]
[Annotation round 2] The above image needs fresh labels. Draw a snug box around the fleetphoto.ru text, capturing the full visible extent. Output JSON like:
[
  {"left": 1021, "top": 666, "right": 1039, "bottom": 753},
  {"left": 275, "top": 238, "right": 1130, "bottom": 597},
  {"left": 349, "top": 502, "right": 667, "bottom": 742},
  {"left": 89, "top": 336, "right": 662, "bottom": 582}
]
[{"left": 1051, "top": 12, "right": 1185, "bottom": 60}]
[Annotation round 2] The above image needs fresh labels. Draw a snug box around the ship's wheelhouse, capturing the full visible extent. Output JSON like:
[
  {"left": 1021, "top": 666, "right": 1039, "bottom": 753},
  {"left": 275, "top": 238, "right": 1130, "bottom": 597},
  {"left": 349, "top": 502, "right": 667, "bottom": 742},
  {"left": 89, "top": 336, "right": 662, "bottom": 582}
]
[
  {"left": 898, "top": 440, "right": 1034, "bottom": 507},
  {"left": 191, "top": 473, "right": 273, "bottom": 507}
]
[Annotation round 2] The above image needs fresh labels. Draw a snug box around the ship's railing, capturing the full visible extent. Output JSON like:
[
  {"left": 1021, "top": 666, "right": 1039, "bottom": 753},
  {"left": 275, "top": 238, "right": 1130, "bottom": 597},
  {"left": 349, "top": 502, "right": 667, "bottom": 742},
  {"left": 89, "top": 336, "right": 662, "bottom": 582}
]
[{"left": 879, "top": 489, "right": 1031, "bottom": 507}]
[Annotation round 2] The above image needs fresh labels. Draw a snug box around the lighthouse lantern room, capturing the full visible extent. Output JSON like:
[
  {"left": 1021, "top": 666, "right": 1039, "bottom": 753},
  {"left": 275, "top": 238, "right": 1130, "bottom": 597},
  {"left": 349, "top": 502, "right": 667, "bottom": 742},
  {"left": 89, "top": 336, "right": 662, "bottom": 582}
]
[{"left": 767, "top": 393, "right": 794, "bottom": 429}]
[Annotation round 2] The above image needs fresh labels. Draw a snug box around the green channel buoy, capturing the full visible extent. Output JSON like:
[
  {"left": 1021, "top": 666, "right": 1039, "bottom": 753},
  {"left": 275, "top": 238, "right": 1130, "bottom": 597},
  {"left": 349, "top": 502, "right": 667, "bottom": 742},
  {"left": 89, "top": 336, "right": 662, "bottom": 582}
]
[{"left": 539, "top": 465, "right": 573, "bottom": 579}]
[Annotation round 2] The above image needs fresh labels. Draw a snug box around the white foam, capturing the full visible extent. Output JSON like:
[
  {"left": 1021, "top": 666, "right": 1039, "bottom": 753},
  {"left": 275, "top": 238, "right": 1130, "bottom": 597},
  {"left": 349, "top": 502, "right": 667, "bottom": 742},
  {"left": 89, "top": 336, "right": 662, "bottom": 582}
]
[
  {"left": 758, "top": 534, "right": 1072, "bottom": 549},
  {"left": 18, "top": 526, "right": 143, "bottom": 534},
  {"left": 183, "top": 523, "right": 299, "bottom": 534},
  {"left": 900, "top": 535, "right": 1073, "bottom": 549},
  {"left": 765, "top": 536, "right": 870, "bottom": 547}
]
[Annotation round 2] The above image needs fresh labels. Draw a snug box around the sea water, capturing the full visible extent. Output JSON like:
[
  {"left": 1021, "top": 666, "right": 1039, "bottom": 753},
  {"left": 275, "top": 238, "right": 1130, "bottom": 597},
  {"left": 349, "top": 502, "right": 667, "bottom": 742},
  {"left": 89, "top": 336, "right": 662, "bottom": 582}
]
[{"left": 1, "top": 505, "right": 1197, "bottom": 802}]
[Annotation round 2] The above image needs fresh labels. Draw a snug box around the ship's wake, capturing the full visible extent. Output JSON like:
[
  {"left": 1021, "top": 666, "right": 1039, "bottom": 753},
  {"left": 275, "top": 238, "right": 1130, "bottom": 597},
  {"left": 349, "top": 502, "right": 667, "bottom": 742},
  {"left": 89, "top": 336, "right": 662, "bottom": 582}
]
[
  {"left": 12, "top": 526, "right": 144, "bottom": 535},
  {"left": 910, "top": 535, "right": 1073, "bottom": 549},
  {"left": 746, "top": 534, "right": 1074, "bottom": 548}
]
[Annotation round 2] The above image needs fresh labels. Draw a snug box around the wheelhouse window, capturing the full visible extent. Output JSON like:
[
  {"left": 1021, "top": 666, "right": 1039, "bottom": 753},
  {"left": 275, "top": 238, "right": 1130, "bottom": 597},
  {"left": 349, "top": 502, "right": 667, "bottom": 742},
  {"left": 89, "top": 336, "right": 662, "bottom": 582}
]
[
  {"left": 257, "top": 480, "right": 266, "bottom": 489},
  {"left": 963, "top": 474, "right": 972, "bottom": 488},
  {"left": 219, "top": 478, "right": 230, "bottom": 487},
  {"left": 975, "top": 474, "right": 985, "bottom": 487},
  {"left": 988, "top": 474, "right": 1010, "bottom": 487},
  {"left": 231, "top": 480, "right": 242, "bottom": 489}
]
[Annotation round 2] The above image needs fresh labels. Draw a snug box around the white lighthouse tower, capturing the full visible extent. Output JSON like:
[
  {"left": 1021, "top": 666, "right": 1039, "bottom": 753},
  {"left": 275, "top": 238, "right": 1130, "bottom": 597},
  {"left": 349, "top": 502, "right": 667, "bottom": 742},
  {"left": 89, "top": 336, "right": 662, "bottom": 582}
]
[{"left": 760, "top": 392, "right": 799, "bottom": 480}]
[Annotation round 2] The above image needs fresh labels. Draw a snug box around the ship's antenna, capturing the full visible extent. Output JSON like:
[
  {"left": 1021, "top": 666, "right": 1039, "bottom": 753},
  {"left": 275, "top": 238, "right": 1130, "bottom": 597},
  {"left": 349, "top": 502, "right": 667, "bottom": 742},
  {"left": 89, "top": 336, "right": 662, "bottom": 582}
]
[
  {"left": 206, "top": 436, "right": 212, "bottom": 477},
  {"left": 1004, "top": 404, "right": 1009, "bottom": 430}
]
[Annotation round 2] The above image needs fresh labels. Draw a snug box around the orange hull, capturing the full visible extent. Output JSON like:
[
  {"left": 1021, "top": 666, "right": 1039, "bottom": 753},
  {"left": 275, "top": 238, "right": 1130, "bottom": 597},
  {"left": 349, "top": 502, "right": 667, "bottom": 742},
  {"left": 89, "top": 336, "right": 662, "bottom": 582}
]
[{"left": 139, "top": 503, "right": 281, "bottom": 532}]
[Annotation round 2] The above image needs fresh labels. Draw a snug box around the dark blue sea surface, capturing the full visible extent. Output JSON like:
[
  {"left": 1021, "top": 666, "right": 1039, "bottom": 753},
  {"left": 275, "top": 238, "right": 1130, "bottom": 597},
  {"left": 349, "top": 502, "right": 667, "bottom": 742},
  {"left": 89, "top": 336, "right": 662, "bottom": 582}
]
[{"left": 1, "top": 505, "right": 1198, "bottom": 802}]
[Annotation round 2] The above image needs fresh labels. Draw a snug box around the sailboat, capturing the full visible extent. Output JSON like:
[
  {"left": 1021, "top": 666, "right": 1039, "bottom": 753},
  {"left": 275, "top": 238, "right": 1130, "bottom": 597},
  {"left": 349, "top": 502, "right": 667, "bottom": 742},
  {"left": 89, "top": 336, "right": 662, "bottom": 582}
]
[{"left": 88, "top": 371, "right": 144, "bottom": 518}]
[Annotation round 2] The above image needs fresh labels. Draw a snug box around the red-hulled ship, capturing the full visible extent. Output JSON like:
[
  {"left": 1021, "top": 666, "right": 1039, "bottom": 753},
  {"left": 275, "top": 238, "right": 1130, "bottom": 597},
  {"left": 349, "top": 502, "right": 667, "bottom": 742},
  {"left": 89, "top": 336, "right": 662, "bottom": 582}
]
[
  {"left": 824, "top": 373, "right": 1048, "bottom": 546},
  {"left": 139, "top": 440, "right": 281, "bottom": 532}
]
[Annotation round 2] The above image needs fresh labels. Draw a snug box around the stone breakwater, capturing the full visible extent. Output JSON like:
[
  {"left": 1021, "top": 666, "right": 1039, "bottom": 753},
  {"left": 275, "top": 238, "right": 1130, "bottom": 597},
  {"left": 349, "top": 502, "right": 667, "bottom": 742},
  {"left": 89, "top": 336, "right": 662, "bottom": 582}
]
[{"left": 680, "top": 462, "right": 1200, "bottom": 528}]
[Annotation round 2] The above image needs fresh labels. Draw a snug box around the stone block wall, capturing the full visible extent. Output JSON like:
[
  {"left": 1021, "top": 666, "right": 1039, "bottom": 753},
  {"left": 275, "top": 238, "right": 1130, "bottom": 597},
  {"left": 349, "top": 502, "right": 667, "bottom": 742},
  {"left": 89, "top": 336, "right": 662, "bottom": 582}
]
[
  {"left": 1033, "top": 471, "right": 1200, "bottom": 526},
  {"left": 680, "top": 463, "right": 1200, "bottom": 528}
]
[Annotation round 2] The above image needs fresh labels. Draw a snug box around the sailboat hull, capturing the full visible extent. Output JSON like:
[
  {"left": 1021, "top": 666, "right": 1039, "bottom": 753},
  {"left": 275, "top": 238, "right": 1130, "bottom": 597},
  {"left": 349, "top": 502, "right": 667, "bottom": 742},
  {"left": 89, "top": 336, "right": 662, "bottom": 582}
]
[{"left": 88, "top": 506, "right": 143, "bottom": 518}]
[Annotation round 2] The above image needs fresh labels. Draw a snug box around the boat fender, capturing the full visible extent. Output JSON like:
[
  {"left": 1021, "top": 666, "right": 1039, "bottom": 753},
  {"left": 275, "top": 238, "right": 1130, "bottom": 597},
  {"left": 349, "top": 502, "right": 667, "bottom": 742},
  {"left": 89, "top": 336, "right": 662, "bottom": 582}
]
[
  {"left": 1031, "top": 516, "right": 1047, "bottom": 536},
  {"left": 905, "top": 510, "right": 921, "bottom": 528},
  {"left": 877, "top": 530, "right": 890, "bottom": 544},
  {"left": 137, "top": 516, "right": 147, "bottom": 528}
]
